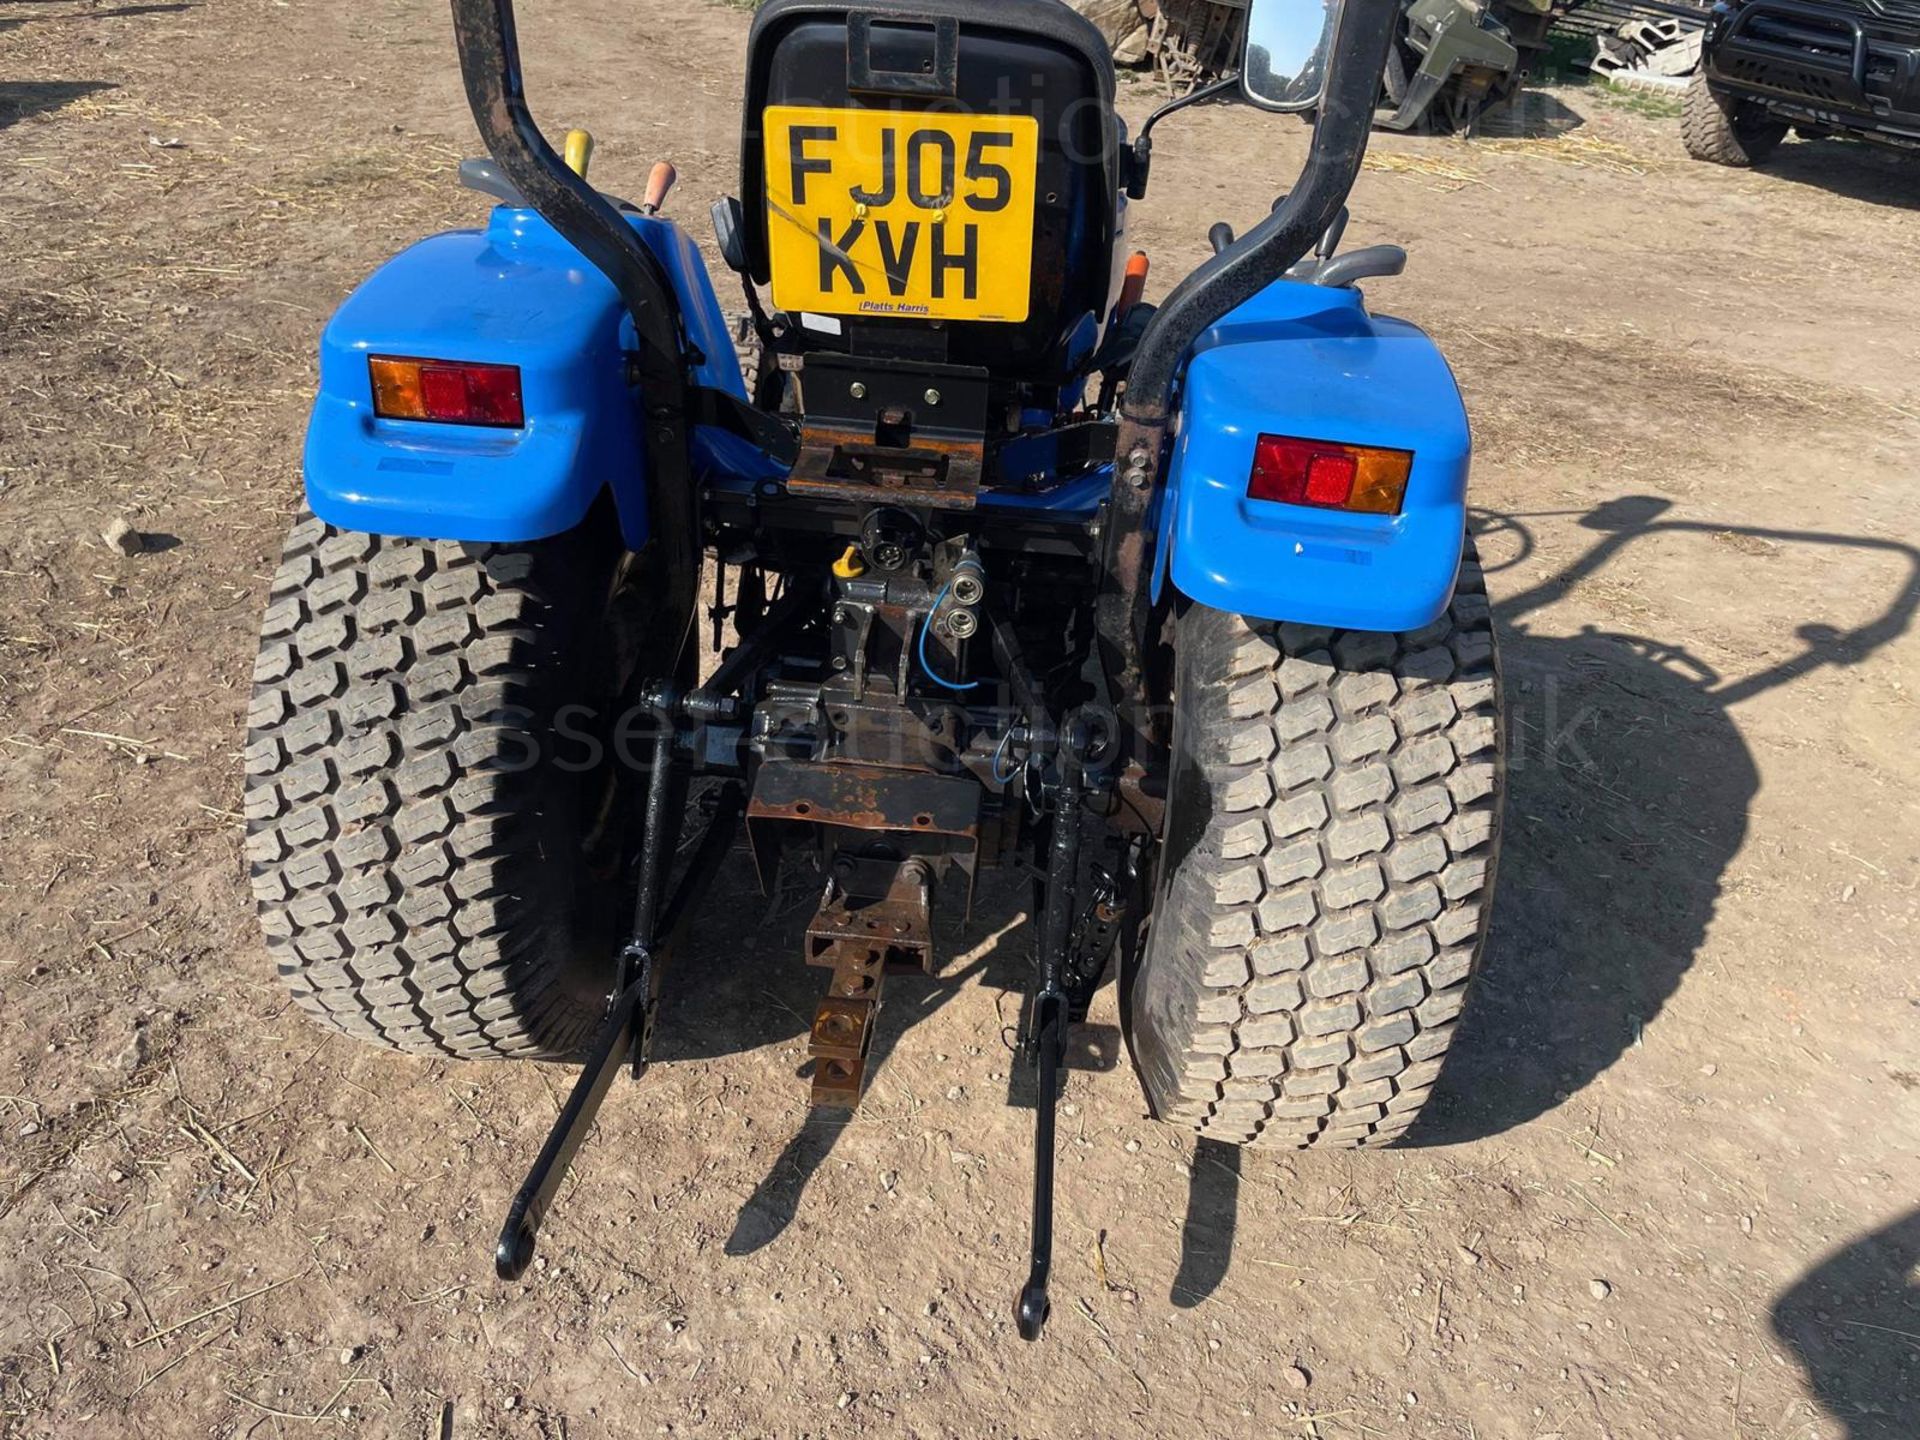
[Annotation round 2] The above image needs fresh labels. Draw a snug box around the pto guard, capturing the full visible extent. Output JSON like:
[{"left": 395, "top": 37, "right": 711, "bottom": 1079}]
[
  {"left": 1156, "top": 280, "right": 1471, "bottom": 633},
  {"left": 303, "top": 204, "right": 744, "bottom": 548}
]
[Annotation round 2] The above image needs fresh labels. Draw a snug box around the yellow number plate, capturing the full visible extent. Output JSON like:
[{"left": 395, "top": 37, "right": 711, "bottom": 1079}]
[{"left": 762, "top": 105, "right": 1038, "bottom": 324}]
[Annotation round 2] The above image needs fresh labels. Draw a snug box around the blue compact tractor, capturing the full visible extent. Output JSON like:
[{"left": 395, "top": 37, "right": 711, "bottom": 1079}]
[{"left": 245, "top": 0, "right": 1503, "bottom": 1336}]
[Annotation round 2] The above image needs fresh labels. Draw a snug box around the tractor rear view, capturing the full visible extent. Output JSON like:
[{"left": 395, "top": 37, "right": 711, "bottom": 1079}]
[{"left": 244, "top": 0, "right": 1505, "bottom": 1336}]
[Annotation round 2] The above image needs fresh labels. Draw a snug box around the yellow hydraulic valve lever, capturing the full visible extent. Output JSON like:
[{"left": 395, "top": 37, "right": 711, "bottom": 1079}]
[{"left": 563, "top": 128, "right": 594, "bottom": 179}]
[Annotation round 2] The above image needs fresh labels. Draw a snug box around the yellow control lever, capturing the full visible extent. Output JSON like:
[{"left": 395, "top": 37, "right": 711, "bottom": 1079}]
[{"left": 562, "top": 128, "right": 594, "bottom": 178}]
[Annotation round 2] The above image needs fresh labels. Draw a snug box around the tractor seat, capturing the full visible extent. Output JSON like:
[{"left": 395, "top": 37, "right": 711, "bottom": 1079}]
[{"left": 737, "top": 0, "right": 1121, "bottom": 387}]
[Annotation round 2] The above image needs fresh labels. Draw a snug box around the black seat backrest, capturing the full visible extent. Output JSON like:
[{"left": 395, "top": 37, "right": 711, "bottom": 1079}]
[{"left": 740, "top": 0, "right": 1119, "bottom": 385}]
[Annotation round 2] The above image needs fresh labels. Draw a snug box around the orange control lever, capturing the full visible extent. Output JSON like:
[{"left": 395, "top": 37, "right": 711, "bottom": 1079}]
[
  {"left": 641, "top": 161, "right": 677, "bottom": 215},
  {"left": 1116, "top": 250, "right": 1149, "bottom": 319}
]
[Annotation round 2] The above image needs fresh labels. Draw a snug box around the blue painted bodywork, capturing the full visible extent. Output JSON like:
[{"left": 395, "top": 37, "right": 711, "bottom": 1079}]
[
  {"left": 306, "top": 209, "right": 1467, "bottom": 634},
  {"left": 304, "top": 205, "right": 742, "bottom": 550},
  {"left": 1155, "top": 281, "right": 1471, "bottom": 632}
]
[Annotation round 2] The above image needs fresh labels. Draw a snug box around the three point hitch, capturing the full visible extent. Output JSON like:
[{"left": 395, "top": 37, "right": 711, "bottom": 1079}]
[
  {"left": 1016, "top": 717, "right": 1141, "bottom": 1339},
  {"left": 492, "top": 674, "right": 1134, "bottom": 1340}
]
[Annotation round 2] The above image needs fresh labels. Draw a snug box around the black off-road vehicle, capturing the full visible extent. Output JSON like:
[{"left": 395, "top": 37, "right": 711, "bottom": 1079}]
[{"left": 1684, "top": 0, "right": 1920, "bottom": 164}]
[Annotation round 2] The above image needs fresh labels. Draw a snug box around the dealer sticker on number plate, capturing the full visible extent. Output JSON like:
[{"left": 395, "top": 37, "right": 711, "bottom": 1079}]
[{"left": 762, "top": 105, "right": 1039, "bottom": 324}]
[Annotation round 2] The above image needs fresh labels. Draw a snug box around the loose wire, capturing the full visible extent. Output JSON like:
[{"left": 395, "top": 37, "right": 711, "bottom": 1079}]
[
  {"left": 916, "top": 578, "right": 979, "bottom": 692},
  {"left": 991, "top": 727, "right": 1023, "bottom": 784}
]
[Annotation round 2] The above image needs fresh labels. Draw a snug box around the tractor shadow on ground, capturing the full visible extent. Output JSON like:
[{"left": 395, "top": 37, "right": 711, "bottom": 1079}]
[
  {"left": 1770, "top": 1207, "right": 1920, "bottom": 1439},
  {"left": 673, "top": 497, "right": 1920, "bottom": 1292},
  {"left": 0, "top": 3, "right": 193, "bottom": 38},
  {"left": 1171, "top": 1138, "right": 1242, "bottom": 1308},
  {"left": 1411, "top": 496, "right": 1920, "bottom": 1148},
  {"left": 645, "top": 860, "right": 1057, "bottom": 1257},
  {"left": 1173, "top": 495, "right": 1919, "bottom": 1307},
  {"left": 721, "top": 983, "right": 1125, "bottom": 1258}
]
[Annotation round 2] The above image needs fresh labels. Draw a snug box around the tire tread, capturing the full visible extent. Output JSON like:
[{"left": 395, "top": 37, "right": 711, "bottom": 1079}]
[
  {"left": 1682, "top": 70, "right": 1786, "bottom": 166},
  {"left": 244, "top": 518, "right": 606, "bottom": 1061},
  {"left": 1136, "top": 542, "right": 1504, "bottom": 1148}
]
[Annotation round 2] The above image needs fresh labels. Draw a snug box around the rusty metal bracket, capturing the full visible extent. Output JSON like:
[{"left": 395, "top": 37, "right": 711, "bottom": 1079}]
[
  {"left": 746, "top": 759, "right": 981, "bottom": 904},
  {"left": 790, "top": 354, "right": 988, "bottom": 510},
  {"left": 747, "top": 759, "right": 981, "bottom": 834},
  {"left": 804, "top": 857, "right": 933, "bottom": 1106}
]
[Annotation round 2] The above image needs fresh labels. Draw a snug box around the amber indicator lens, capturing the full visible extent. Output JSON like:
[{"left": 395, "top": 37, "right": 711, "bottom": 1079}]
[
  {"left": 1248, "top": 434, "right": 1413, "bottom": 515},
  {"left": 369, "top": 356, "right": 524, "bottom": 428}
]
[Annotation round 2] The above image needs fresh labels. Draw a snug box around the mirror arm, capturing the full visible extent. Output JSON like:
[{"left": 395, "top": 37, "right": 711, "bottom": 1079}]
[
  {"left": 1137, "top": 73, "right": 1241, "bottom": 146},
  {"left": 1126, "top": 74, "right": 1241, "bottom": 201},
  {"left": 1119, "top": 0, "right": 1398, "bottom": 424}
]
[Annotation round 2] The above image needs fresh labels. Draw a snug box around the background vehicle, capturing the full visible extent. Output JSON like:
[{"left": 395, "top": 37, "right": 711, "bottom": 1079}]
[
  {"left": 243, "top": 0, "right": 1504, "bottom": 1337},
  {"left": 1685, "top": 0, "right": 1920, "bottom": 163},
  {"left": 1377, "top": 0, "right": 1567, "bottom": 131}
]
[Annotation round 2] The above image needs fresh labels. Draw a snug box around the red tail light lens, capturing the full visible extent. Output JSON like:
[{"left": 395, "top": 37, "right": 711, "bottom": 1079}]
[
  {"left": 369, "top": 356, "right": 524, "bottom": 428},
  {"left": 1249, "top": 434, "right": 1412, "bottom": 515}
]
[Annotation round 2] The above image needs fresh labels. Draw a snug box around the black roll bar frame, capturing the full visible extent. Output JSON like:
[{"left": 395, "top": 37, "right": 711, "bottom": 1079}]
[
  {"left": 1094, "top": 0, "right": 1399, "bottom": 753},
  {"left": 446, "top": 0, "right": 1399, "bottom": 773},
  {"left": 448, "top": 0, "right": 702, "bottom": 650}
]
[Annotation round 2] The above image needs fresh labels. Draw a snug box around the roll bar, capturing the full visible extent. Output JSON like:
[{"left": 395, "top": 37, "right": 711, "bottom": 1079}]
[
  {"left": 1093, "top": 0, "right": 1398, "bottom": 759},
  {"left": 448, "top": 0, "right": 683, "bottom": 382},
  {"left": 1122, "top": 0, "right": 1399, "bottom": 422},
  {"left": 445, "top": 0, "right": 1399, "bottom": 753},
  {"left": 448, "top": 0, "right": 700, "bottom": 649}
]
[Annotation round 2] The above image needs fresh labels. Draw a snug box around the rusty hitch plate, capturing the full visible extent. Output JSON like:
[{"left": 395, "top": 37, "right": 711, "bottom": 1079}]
[
  {"left": 804, "top": 858, "right": 934, "bottom": 1107},
  {"left": 747, "top": 760, "right": 980, "bottom": 837}
]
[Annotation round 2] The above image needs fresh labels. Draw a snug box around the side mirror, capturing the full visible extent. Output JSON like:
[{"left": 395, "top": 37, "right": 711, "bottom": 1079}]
[{"left": 1241, "top": 0, "right": 1342, "bottom": 112}]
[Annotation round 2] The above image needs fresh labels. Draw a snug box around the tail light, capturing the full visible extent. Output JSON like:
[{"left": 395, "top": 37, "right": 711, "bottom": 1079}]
[
  {"left": 1248, "top": 434, "right": 1412, "bottom": 516},
  {"left": 368, "top": 356, "right": 524, "bottom": 428}
]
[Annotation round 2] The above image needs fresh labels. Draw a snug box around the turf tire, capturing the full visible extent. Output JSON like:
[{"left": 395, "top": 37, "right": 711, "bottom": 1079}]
[
  {"left": 243, "top": 510, "right": 647, "bottom": 1061},
  {"left": 1128, "top": 542, "right": 1504, "bottom": 1148}
]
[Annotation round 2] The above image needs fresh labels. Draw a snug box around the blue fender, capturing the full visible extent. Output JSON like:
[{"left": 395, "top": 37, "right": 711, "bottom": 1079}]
[
  {"left": 303, "top": 204, "right": 743, "bottom": 549},
  {"left": 1153, "top": 279, "right": 1471, "bottom": 633}
]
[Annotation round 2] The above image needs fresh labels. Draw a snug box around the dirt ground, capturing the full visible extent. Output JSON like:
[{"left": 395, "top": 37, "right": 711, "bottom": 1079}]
[{"left": 4, "top": 1, "right": 1919, "bottom": 1436}]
